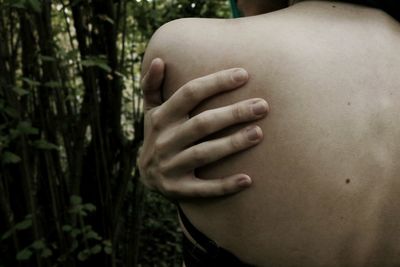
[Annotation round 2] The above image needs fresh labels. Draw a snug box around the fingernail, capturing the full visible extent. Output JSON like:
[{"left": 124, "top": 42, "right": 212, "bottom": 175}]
[
  {"left": 247, "top": 126, "right": 261, "bottom": 141},
  {"left": 252, "top": 100, "right": 268, "bottom": 115},
  {"left": 151, "top": 58, "right": 162, "bottom": 66},
  {"left": 232, "top": 68, "right": 248, "bottom": 83},
  {"left": 238, "top": 176, "right": 252, "bottom": 187}
]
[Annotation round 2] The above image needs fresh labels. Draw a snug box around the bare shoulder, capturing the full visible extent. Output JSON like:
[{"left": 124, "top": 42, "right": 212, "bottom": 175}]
[
  {"left": 143, "top": 1, "right": 400, "bottom": 96},
  {"left": 142, "top": 3, "right": 400, "bottom": 265},
  {"left": 142, "top": 17, "right": 231, "bottom": 75},
  {"left": 141, "top": 14, "right": 289, "bottom": 102}
]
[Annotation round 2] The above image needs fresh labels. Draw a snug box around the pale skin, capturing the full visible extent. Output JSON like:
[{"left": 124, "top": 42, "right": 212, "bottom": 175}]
[
  {"left": 142, "top": 0, "right": 400, "bottom": 266},
  {"left": 138, "top": 1, "right": 282, "bottom": 199},
  {"left": 139, "top": 63, "right": 268, "bottom": 198},
  {"left": 138, "top": 1, "right": 328, "bottom": 200}
]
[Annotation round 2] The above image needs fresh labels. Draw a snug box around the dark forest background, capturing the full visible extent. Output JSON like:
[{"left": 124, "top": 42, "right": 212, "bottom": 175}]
[{"left": 0, "top": 0, "right": 230, "bottom": 266}]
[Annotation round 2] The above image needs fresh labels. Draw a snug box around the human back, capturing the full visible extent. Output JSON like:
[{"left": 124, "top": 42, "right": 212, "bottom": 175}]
[{"left": 143, "top": 1, "right": 400, "bottom": 266}]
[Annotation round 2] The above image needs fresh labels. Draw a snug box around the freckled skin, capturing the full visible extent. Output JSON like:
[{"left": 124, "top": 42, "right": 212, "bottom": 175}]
[{"left": 144, "top": 2, "right": 400, "bottom": 266}]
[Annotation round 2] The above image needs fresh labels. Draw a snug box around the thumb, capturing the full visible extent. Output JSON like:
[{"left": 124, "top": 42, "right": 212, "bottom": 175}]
[{"left": 141, "top": 58, "right": 165, "bottom": 110}]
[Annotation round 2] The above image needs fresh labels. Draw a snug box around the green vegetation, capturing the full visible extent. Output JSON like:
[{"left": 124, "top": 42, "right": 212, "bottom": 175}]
[{"left": 0, "top": 0, "right": 230, "bottom": 266}]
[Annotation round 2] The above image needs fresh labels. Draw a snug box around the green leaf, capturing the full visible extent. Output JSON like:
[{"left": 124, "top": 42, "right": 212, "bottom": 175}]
[
  {"left": 16, "top": 248, "right": 32, "bottom": 261},
  {"left": 114, "top": 71, "right": 125, "bottom": 78},
  {"left": 77, "top": 250, "right": 90, "bottom": 261},
  {"left": 102, "top": 240, "right": 111, "bottom": 246},
  {"left": 10, "top": 129, "right": 21, "bottom": 140},
  {"left": 71, "top": 240, "right": 78, "bottom": 252},
  {"left": 71, "top": 229, "right": 81, "bottom": 238},
  {"left": 43, "top": 81, "right": 62, "bottom": 88},
  {"left": 79, "top": 210, "right": 88, "bottom": 216},
  {"left": 2, "top": 151, "right": 21, "bottom": 164},
  {"left": 70, "top": 195, "right": 82, "bottom": 205},
  {"left": 33, "top": 139, "right": 59, "bottom": 150},
  {"left": 10, "top": 3, "right": 25, "bottom": 9},
  {"left": 90, "top": 245, "right": 102, "bottom": 254},
  {"left": 81, "top": 58, "right": 112, "bottom": 72},
  {"left": 97, "top": 63, "right": 112, "bottom": 72},
  {"left": 0, "top": 138, "right": 8, "bottom": 150},
  {"left": 98, "top": 14, "right": 114, "bottom": 24},
  {"left": 4, "top": 106, "right": 19, "bottom": 118},
  {"left": 22, "top": 77, "right": 40, "bottom": 87},
  {"left": 86, "top": 230, "right": 101, "bottom": 240},
  {"left": 6, "top": 0, "right": 25, "bottom": 9},
  {"left": 64, "top": 50, "right": 79, "bottom": 60},
  {"left": 1, "top": 229, "right": 15, "bottom": 241},
  {"left": 102, "top": 239, "right": 112, "bottom": 254},
  {"left": 68, "top": 206, "right": 81, "bottom": 214},
  {"left": 83, "top": 203, "right": 96, "bottom": 212},
  {"left": 83, "top": 225, "right": 92, "bottom": 232},
  {"left": 71, "top": 0, "right": 83, "bottom": 7},
  {"left": 39, "top": 55, "right": 56, "bottom": 62},
  {"left": 27, "top": 0, "right": 41, "bottom": 13},
  {"left": 15, "top": 219, "right": 32, "bottom": 230},
  {"left": 17, "top": 121, "right": 39, "bottom": 135},
  {"left": 32, "top": 240, "right": 45, "bottom": 250},
  {"left": 41, "top": 248, "right": 52, "bottom": 258},
  {"left": 104, "top": 246, "right": 112, "bottom": 255},
  {"left": 12, "top": 86, "right": 29, "bottom": 96},
  {"left": 62, "top": 225, "right": 72, "bottom": 232}
]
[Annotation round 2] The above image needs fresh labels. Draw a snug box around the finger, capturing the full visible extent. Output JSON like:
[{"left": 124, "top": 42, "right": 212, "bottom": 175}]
[
  {"left": 141, "top": 58, "right": 165, "bottom": 110},
  {"left": 164, "top": 174, "right": 252, "bottom": 199},
  {"left": 165, "top": 125, "right": 263, "bottom": 172},
  {"left": 169, "top": 98, "right": 268, "bottom": 150},
  {"left": 160, "top": 68, "right": 249, "bottom": 119}
]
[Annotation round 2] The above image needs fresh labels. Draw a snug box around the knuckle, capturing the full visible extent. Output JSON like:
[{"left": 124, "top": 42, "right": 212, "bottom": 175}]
[
  {"left": 214, "top": 72, "right": 227, "bottom": 88},
  {"left": 157, "top": 159, "right": 170, "bottom": 176},
  {"left": 181, "top": 82, "right": 198, "bottom": 101},
  {"left": 160, "top": 180, "right": 179, "bottom": 198},
  {"left": 139, "top": 168, "right": 156, "bottom": 190},
  {"left": 138, "top": 152, "right": 176, "bottom": 195},
  {"left": 231, "top": 103, "right": 245, "bottom": 121},
  {"left": 149, "top": 110, "right": 163, "bottom": 131},
  {"left": 230, "top": 134, "right": 244, "bottom": 150},
  {"left": 153, "top": 138, "right": 166, "bottom": 153},
  {"left": 140, "top": 153, "right": 168, "bottom": 178},
  {"left": 191, "top": 147, "right": 207, "bottom": 166},
  {"left": 146, "top": 167, "right": 158, "bottom": 181},
  {"left": 192, "top": 115, "right": 210, "bottom": 134}
]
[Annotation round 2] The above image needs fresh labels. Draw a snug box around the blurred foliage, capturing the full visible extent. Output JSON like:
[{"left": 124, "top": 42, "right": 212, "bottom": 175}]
[
  {"left": 139, "top": 192, "right": 183, "bottom": 267},
  {"left": 0, "top": 0, "right": 230, "bottom": 266}
]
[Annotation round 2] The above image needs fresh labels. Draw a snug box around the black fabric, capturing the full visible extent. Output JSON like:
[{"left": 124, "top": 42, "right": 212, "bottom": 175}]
[{"left": 178, "top": 207, "right": 255, "bottom": 267}]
